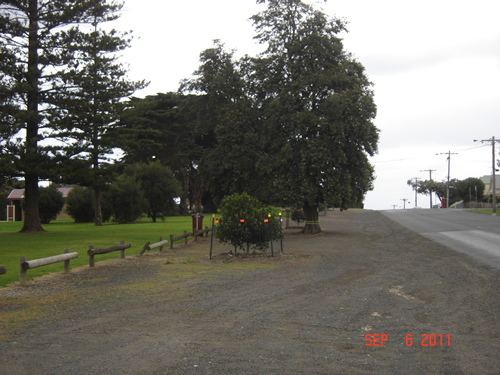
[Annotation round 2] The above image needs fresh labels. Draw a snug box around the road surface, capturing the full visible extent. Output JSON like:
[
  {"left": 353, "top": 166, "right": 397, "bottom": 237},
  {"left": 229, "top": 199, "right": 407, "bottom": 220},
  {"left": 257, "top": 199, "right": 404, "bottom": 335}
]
[{"left": 382, "top": 209, "right": 500, "bottom": 270}]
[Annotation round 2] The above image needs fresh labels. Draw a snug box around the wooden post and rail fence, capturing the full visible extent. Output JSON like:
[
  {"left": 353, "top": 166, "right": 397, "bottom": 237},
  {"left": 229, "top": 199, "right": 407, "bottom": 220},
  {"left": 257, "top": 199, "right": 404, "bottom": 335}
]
[
  {"left": 169, "top": 226, "right": 212, "bottom": 249},
  {"left": 139, "top": 237, "right": 169, "bottom": 256},
  {"left": 7, "top": 217, "right": 289, "bottom": 286},
  {"left": 87, "top": 241, "right": 131, "bottom": 267},
  {"left": 19, "top": 249, "right": 79, "bottom": 286},
  {"left": 11, "top": 224, "right": 216, "bottom": 286}
]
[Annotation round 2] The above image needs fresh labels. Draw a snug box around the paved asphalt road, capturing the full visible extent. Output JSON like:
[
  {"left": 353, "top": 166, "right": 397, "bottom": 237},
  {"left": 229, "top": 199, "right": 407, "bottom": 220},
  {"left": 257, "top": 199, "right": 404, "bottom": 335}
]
[{"left": 381, "top": 209, "right": 500, "bottom": 271}]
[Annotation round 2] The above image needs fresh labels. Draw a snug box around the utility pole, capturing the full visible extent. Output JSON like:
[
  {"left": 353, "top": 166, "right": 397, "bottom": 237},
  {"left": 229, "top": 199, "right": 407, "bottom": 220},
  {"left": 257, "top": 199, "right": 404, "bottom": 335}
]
[
  {"left": 411, "top": 177, "right": 420, "bottom": 207},
  {"left": 474, "top": 137, "right": 500, "bottom": 214},
  {"left": 400, "top": 198, "right": 410, "bottom": 209},
  {"left": 437, "top": 151, "right": 457, "bottom": 208},
  {"left": 391, "top": 205, "right": 398, "bottom": 210},
  {"left": 421, "top": 169, "right": 436, "bottom": 208}
]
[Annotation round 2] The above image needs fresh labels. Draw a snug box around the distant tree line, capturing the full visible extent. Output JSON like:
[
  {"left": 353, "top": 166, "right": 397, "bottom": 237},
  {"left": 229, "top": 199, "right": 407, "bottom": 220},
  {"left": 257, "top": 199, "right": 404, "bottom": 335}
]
[
  {"left": 407, "top": 177, "right": 486, "bottom": 207},
  {"left": 1, "top": 0, "right": 379, "bottom": 234}
]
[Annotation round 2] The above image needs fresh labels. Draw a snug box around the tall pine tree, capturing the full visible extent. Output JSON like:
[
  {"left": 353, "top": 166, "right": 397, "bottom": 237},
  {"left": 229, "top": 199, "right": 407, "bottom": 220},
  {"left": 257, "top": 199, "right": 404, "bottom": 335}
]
[
  {"left": 0, "top": 0, "right": 146, "bottom": 230},
  {"left": 50, "top": 1, "right": 147, "bottom": 226}
]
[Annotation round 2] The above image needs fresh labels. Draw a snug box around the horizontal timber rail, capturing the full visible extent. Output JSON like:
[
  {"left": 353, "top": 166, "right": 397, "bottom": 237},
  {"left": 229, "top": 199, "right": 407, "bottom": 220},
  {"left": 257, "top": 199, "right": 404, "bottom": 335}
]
[
  {"left": 19, "top": 249, "right": 78, "bottom": 286},
  {"left": 0, "top": 266, "right": 6, "bottom": 275},
  {"left": 88, "top": 241, "right": 131, "bottom": 267},
  {"left": 169, "top": 231, "right": 191, "bottom": 249},
  {"left": 194, "top": 226, "right": 212, "bottom": 241},
  {"left": 169, "top": 226, "right": 213, "bottom": 249},
  {"left": 139, "top": 237, "right": 169, "bottom": 256}
]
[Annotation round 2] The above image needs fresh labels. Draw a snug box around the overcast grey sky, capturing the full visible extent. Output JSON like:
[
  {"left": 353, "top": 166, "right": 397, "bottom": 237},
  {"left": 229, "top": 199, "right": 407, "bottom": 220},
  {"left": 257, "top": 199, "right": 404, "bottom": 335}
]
[{"left": 114, "top": 0, "right": 500, "bottom": 210}]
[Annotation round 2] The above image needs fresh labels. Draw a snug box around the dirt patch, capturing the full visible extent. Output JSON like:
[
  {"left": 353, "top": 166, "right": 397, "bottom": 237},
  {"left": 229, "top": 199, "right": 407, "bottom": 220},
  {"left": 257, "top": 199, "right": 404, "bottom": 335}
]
[{"left": 0, "top": 210, "right": 499, "bottom": 374}]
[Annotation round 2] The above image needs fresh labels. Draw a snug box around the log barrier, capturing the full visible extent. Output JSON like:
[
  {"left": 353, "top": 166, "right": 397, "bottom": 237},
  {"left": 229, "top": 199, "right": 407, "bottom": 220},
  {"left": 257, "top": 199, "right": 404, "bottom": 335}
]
[
  {"left": 0, "top": 266, "right": 6, "bottom": 275},
  {"left": 194, "top": 226, "right": 212, "bottom": 242},
  {"left": 19, "top": 249, "right": 78, "bottom": 286},
  {"left": 169, "top": 227, "right": 213, "bottom": 249},
  {"left": 87, "top": 241, "right": 131, "bottom": 267},
  {"left": 169, "top": 231, "right": 191, "bottom": 249},
  {"left": 139, "top": 237, "right": 168, "bottom": 256}
]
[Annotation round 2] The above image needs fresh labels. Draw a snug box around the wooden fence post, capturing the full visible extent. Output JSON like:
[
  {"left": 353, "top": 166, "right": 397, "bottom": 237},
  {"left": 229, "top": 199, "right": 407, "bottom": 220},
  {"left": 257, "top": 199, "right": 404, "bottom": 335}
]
[
  {"left": 139, "top": 241, "right": 151, "bottom": 257},
  {"left": 88, "top": 245, "right": 95, "bottom": 267},
  {"left": 63, "top": 249, "right": 71, "bottom": 273},
  {"left": 19, "top": 256, "right": 27, "bottom": 286},
  {"left": 170, "top": 234, "right": 174, "bottom": 249},
  {"left": 119, "top": 240, "right": 125, "bottom": 259},
  {"left": 184, "top": 230, "right": 188, "bottom": 244},
  {"left": 159, "top": 236, "right": 164, "bottom": 251}
]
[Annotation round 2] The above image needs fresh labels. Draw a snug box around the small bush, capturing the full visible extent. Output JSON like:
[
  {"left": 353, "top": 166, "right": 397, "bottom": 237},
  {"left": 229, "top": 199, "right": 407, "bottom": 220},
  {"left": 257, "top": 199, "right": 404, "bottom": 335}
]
[
  {"left": 38, "top": 185, "right": 65, "bottom": 224},
  {"left": 65, "top": 186, "right": 95, "bottom": 222},
  {"left": 125, "top": 162, "right": 182, "bottom": 222},
  {"left": 291, "top": 208, "right": 305, "bottom": 226},
  {"left": 66, "top": 186, "right": 112, "bottom": 223},
  {"left": 215, "top": 192, "right": 283, "bottom": 254},
  {"left": 109, "top": 174, "right": 144, "bottom": 224}
]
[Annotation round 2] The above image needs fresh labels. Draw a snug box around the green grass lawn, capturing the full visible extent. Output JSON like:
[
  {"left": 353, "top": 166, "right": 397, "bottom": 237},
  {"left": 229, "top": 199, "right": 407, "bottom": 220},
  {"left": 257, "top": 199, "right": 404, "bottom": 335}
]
[
  {"left": 0, "top": 216, "right": 209, "bottom": 287},
  {"left": 466, "top": 209, "right": 497, "bottom": 215}
]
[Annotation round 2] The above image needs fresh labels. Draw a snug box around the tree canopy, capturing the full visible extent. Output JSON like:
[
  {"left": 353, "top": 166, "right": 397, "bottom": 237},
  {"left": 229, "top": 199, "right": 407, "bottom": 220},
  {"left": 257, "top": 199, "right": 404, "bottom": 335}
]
[
  {"left": 2, "top": 0, "right": 379, "bottom": 234},
  {"left": 249, "top": 0, "right": 378, "bottom": 233},
  {"left": 172, "top": 1, "right": 379, "bottom": 236}
]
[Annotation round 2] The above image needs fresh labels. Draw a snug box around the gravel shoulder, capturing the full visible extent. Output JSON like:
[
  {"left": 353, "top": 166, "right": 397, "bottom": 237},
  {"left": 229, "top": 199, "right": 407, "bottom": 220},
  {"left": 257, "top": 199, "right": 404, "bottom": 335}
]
[{"left": 1, "top": 210, "right": 499, "bottom": 375}]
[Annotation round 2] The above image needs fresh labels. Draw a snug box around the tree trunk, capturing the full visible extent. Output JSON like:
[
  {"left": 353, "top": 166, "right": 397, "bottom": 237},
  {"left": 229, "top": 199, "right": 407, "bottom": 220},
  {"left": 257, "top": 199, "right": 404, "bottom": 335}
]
[
  {"left": 190, "top": 168, "right": 204, "bottom": 214},
  {"left": 20, "top": 0, "right": 44, "bottom": 233},
  {"left": 179, "top": 167, "right": 189, "bottom": 215},
  {"left": 20, "top": 173, "right": 44, "bottom": 232},
  {"left": 194, "top": 190, "right": 203, "bottom": 214},
  {"left": 301, "top": 202, "right": 321, "bottom": 234},
  {"left": 94, "top": 188, "right": 103, "bottom": 226}
]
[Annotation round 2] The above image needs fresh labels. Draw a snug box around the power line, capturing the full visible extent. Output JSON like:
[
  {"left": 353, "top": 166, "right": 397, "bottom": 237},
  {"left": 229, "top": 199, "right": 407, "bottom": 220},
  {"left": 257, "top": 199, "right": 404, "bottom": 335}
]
[
  {"left": 373, "top": 145, "right": 487, "bottom": 164},
  {"left": 374, "top": 155, "right": 437, "bottom": 164}
]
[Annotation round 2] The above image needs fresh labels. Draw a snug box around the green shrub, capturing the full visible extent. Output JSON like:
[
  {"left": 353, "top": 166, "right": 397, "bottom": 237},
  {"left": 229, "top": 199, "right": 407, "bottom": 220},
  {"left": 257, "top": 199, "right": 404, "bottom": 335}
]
[
  {"left": 125, "top": 162, "right": 182, "bottom": 222},
  {"left": 109, "top": 174, "right": 144, "bottom": 224},
  {"left": 38, "top": 185, "right": 65, "bottom": 224},
  {"left": 291, "top": 208, "right": 305, "bottom": 226},
  {"left": 65, "top": 186, "right": 94, "bottom": 222},
  {"left": 66, "top": 186, "right": 112, "bottom": 223},
  {"left": 215, "top": 192, "right": 283, "bottom": 254}
]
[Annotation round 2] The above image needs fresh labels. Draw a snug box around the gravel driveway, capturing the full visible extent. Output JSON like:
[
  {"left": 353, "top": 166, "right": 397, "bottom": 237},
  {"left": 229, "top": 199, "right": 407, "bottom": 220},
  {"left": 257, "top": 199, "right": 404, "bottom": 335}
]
[{"left": 1, "top": 209, "right": 499, "bottom": 374}]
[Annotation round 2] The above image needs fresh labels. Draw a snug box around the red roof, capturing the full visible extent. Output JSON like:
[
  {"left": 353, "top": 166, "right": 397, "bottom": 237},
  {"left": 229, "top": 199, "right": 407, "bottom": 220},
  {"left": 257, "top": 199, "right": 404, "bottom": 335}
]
[
  {"left": 7, "top": 189, "right": 24, "bottom": 200},
  {"left": 7, "top": 187, "right": 73, "bottom": 201}
]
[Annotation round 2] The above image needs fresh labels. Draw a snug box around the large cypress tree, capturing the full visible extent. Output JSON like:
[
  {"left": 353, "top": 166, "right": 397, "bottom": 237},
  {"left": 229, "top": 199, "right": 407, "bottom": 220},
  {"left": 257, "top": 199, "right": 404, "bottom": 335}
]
[
  {"left": 181, "top": 41, "right": 269, "bottom": 206},
  {"left": 251, "top": 0, "right": 379, "bottom": 234}
]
